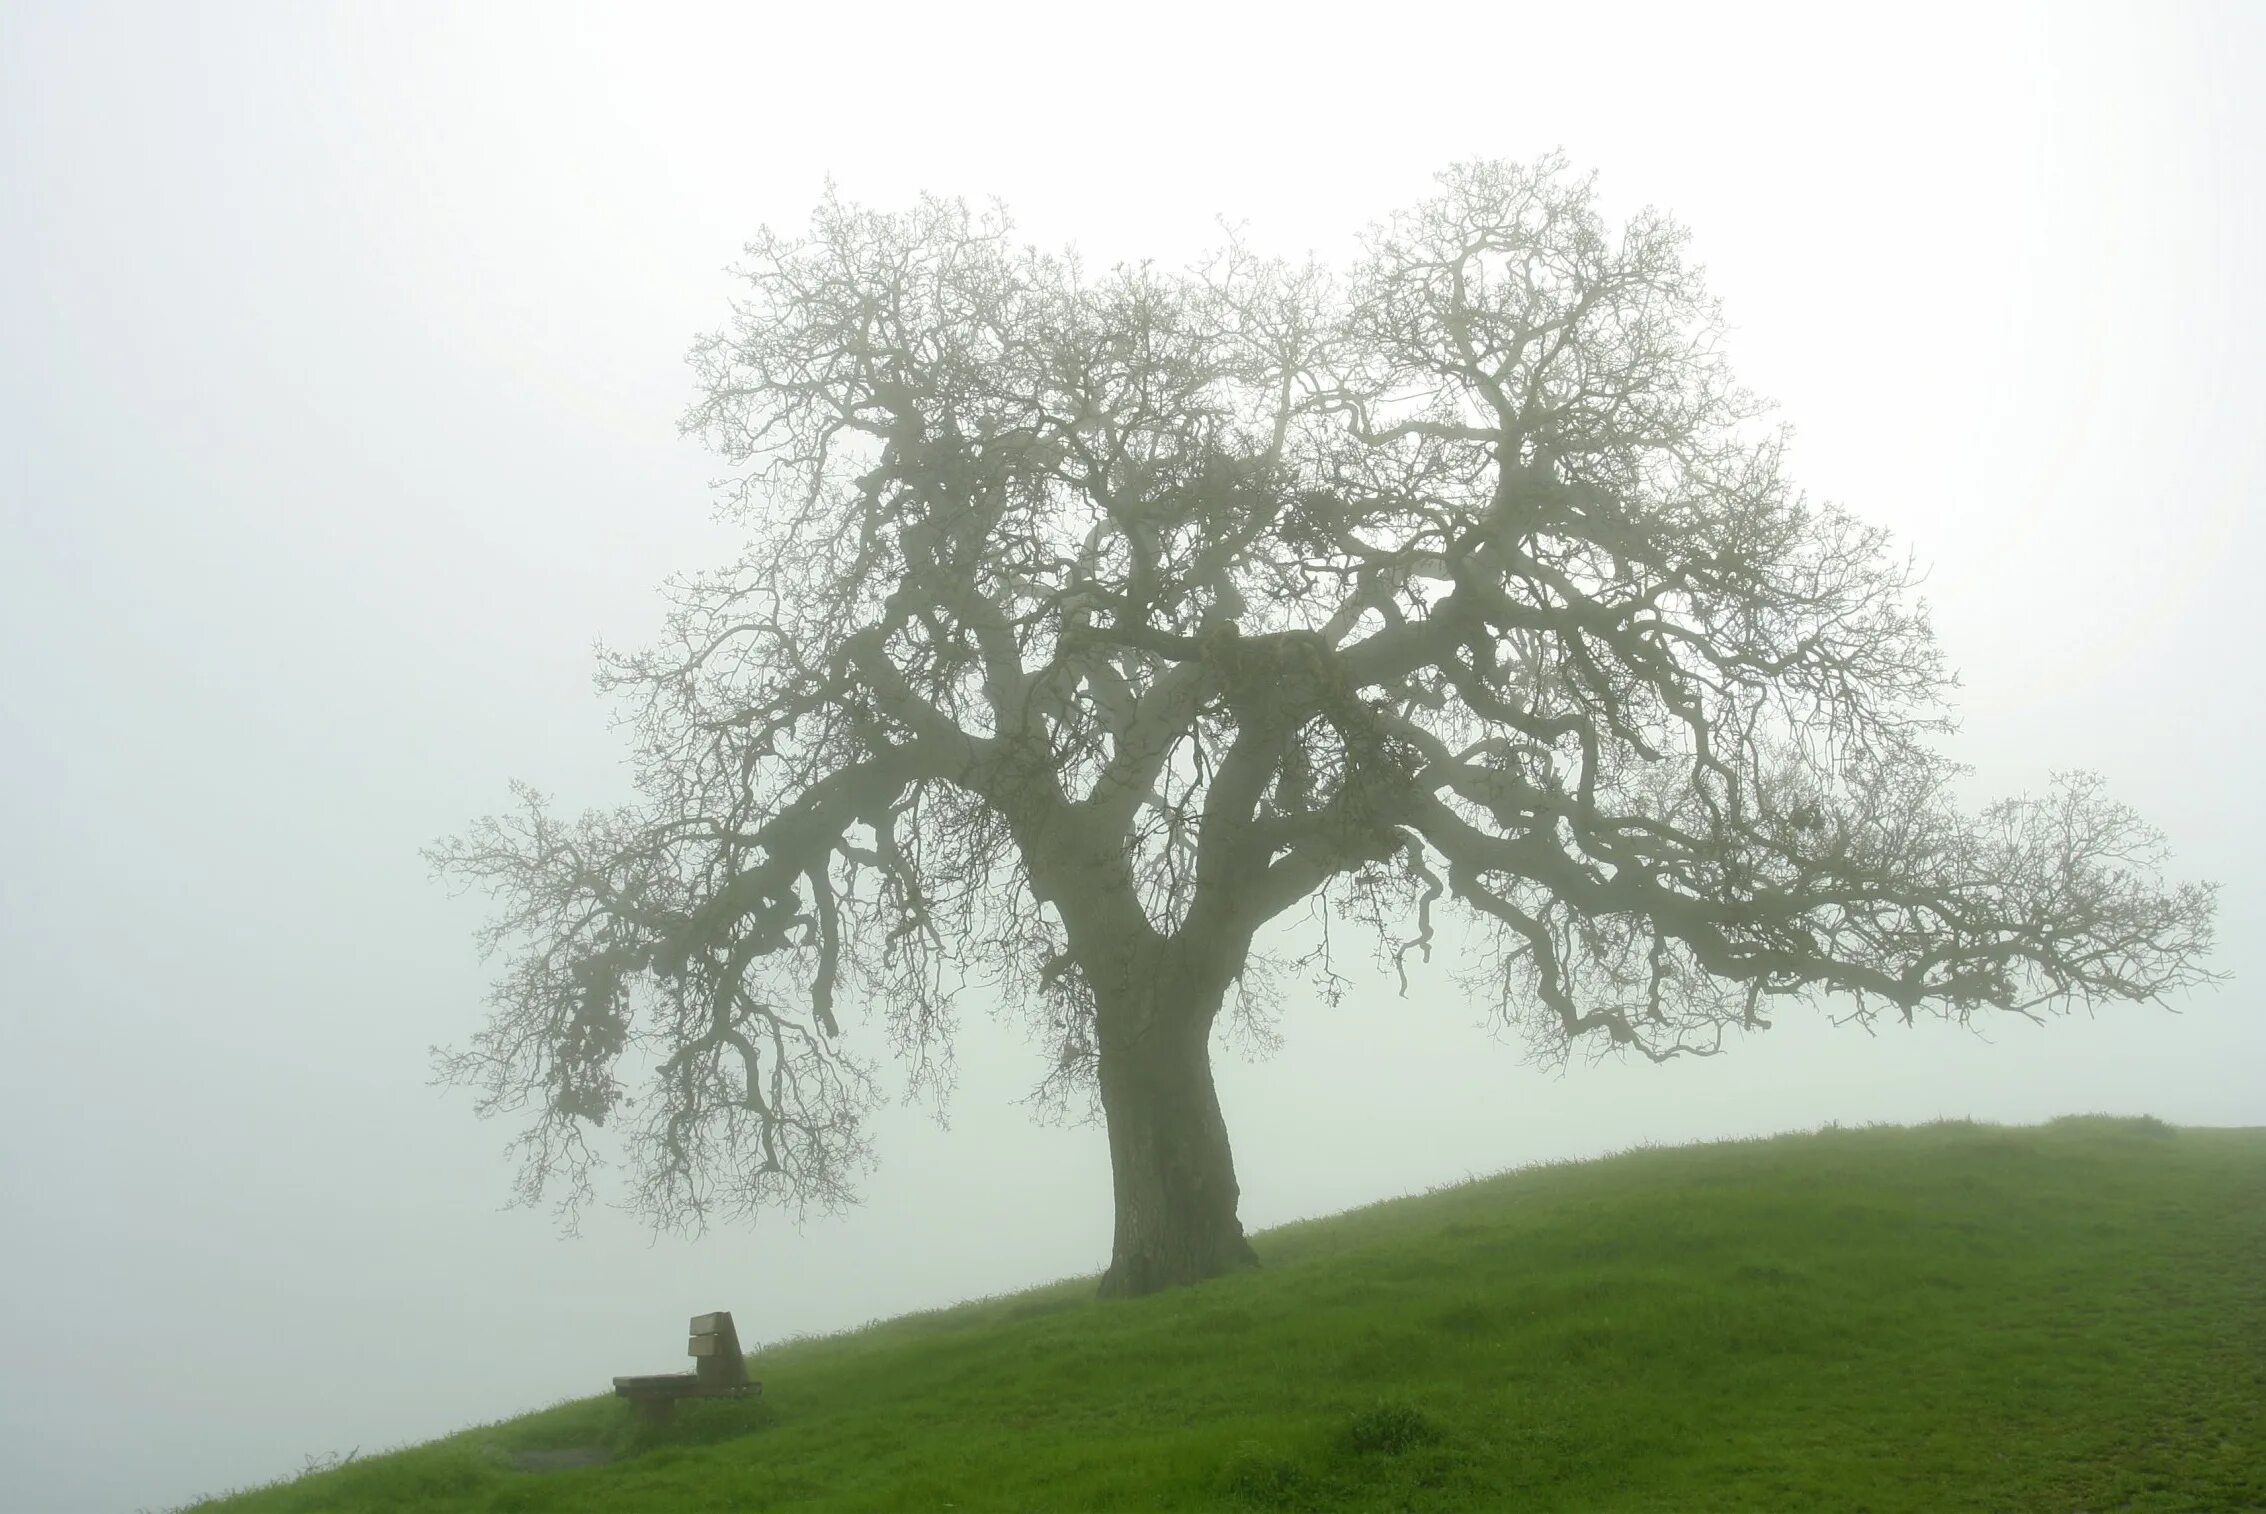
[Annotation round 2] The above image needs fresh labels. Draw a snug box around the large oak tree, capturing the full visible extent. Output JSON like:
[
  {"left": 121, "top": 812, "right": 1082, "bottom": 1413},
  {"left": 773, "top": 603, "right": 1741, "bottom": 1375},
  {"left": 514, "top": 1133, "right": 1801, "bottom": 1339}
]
[{"left": 433, "top": 157, "right": 2218, "bottom": 1297}]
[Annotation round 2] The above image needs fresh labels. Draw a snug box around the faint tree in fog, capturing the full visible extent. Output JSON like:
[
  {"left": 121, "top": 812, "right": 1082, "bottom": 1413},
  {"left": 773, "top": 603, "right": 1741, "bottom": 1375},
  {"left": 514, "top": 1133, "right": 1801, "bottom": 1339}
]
[{"left": 431, "top": 156, "right": 2220, "bottom": 1296}]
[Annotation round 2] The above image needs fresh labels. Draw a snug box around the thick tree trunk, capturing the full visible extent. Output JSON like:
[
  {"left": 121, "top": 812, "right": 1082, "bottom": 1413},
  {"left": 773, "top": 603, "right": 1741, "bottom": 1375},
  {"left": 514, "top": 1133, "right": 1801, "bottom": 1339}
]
[{"left": 1093, "top": 961, "right": 1259, "bottom": 1298}]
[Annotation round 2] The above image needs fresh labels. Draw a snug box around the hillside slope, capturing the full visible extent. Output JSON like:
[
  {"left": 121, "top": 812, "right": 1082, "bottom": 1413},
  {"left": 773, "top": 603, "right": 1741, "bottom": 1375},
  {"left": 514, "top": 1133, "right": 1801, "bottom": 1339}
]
[{"left": 186, "top": 1118, "right": 2266, "bottom": 1512}]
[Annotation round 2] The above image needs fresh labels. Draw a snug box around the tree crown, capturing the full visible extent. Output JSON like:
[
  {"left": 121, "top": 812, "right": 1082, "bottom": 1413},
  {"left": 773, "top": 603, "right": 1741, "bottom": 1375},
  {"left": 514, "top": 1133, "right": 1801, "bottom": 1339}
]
[{"left": 432, "top": 157, "right": 2219, "bottom": 1232}]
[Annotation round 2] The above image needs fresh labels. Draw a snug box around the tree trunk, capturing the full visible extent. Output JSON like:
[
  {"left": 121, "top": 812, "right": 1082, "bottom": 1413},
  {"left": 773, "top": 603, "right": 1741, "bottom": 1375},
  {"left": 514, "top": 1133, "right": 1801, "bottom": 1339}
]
[{"left": 1093, "top": 959, "right": 1259, "bottom": 1298}]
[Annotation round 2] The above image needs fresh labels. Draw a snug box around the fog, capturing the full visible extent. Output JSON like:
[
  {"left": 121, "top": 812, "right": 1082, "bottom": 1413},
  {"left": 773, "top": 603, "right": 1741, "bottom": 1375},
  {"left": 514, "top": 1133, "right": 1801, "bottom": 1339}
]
[{"left": 2, "top": 4, "right": 2259, "bottom": 1510}]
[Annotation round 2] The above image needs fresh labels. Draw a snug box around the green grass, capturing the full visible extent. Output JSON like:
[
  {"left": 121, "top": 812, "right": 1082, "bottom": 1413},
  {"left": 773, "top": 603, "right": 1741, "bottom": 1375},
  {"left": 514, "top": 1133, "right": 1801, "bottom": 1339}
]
[{"left": 184, "top": 1116, "right": 2266, "bottom": 1512}]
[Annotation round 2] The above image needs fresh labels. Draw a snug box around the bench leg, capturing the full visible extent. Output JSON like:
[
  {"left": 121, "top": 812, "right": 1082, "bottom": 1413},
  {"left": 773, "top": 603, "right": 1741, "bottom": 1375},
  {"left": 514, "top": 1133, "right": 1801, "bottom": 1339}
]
[{"left": 632, "top": 1399, "right": 675, "bottom": 1427}]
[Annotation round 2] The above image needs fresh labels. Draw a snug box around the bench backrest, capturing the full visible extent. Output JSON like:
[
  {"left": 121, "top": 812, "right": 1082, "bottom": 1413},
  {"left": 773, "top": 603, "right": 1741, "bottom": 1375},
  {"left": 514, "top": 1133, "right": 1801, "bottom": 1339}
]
[{"left": 686, "top": 1310, "right": 748, "bottom": 1391}]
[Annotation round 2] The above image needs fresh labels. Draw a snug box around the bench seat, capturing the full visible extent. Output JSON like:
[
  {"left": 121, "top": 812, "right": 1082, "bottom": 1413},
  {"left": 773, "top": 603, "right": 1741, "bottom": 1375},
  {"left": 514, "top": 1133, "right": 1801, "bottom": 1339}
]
[{"left": 612, "top": 1311, "right": 760, "bottom": 1420}]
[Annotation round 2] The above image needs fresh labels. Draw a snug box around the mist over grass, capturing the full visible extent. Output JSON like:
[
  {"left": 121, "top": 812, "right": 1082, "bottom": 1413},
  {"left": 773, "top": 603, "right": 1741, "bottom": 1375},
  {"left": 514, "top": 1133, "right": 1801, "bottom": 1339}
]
[{"left": 181, "top": 1116, "right": 2265, "bottom": 1512}]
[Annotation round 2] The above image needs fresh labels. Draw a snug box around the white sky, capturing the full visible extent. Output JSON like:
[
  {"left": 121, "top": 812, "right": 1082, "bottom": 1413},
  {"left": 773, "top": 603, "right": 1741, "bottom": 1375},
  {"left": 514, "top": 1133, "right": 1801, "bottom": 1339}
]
[{"left": 2, "top": 3, "right": 2259, "bottom": 1510}]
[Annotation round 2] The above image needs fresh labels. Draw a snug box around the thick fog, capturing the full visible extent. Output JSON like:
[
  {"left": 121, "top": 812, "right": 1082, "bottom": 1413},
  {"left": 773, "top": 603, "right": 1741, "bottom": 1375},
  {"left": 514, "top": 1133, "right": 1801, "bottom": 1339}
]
[{"left": 2, "top": 4, "right": 2258, "bottom": 1510}]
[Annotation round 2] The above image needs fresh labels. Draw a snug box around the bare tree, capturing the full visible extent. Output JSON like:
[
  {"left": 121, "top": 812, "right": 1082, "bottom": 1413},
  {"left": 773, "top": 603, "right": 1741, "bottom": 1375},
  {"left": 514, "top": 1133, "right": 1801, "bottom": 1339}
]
[{"left": 430, "top": 157, "right": 2219, "bottom": 1297}]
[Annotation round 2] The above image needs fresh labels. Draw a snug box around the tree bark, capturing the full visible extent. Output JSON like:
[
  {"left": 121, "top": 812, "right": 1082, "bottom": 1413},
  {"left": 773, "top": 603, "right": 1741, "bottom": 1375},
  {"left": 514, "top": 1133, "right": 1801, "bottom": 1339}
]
[{"left": 1093, "top": 956, "right": 1259, "bottom": 1298}]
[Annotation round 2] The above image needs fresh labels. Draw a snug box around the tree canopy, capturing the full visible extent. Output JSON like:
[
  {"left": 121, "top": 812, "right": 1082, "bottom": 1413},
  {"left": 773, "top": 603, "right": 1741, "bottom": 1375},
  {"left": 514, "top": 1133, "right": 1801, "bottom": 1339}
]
[{"left": 433, "top": 156, "right": 2218, "bottom": 1293}]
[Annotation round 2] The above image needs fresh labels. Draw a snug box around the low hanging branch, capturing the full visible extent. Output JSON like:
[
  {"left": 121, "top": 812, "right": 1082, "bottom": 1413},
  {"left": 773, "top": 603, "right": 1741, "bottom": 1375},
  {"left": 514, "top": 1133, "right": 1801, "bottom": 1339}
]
[{"left": 431, "top": 156, "right": 2220, "bottom": 1292}]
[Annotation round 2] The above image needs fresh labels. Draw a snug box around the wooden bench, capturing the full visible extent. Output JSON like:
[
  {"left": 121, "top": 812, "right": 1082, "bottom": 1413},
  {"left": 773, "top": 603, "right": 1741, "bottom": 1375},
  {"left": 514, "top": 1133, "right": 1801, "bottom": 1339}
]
[{"left": 612, "top": 1310, "right": 761, "bottom": 1422}]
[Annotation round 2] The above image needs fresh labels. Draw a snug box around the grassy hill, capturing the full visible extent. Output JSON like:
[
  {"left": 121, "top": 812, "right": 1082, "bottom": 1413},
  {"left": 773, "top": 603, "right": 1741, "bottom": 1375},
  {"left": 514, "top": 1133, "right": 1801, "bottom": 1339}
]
[{"left": 185, "top": 1117, "right": 2265, "bottom": 1512}]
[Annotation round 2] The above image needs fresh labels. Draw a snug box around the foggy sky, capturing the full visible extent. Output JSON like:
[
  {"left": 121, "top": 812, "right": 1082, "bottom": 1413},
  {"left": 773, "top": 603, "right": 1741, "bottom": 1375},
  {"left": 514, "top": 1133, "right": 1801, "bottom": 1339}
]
[{"left": 2, "top": 4, "right": 2259, "bottom": 1510}]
